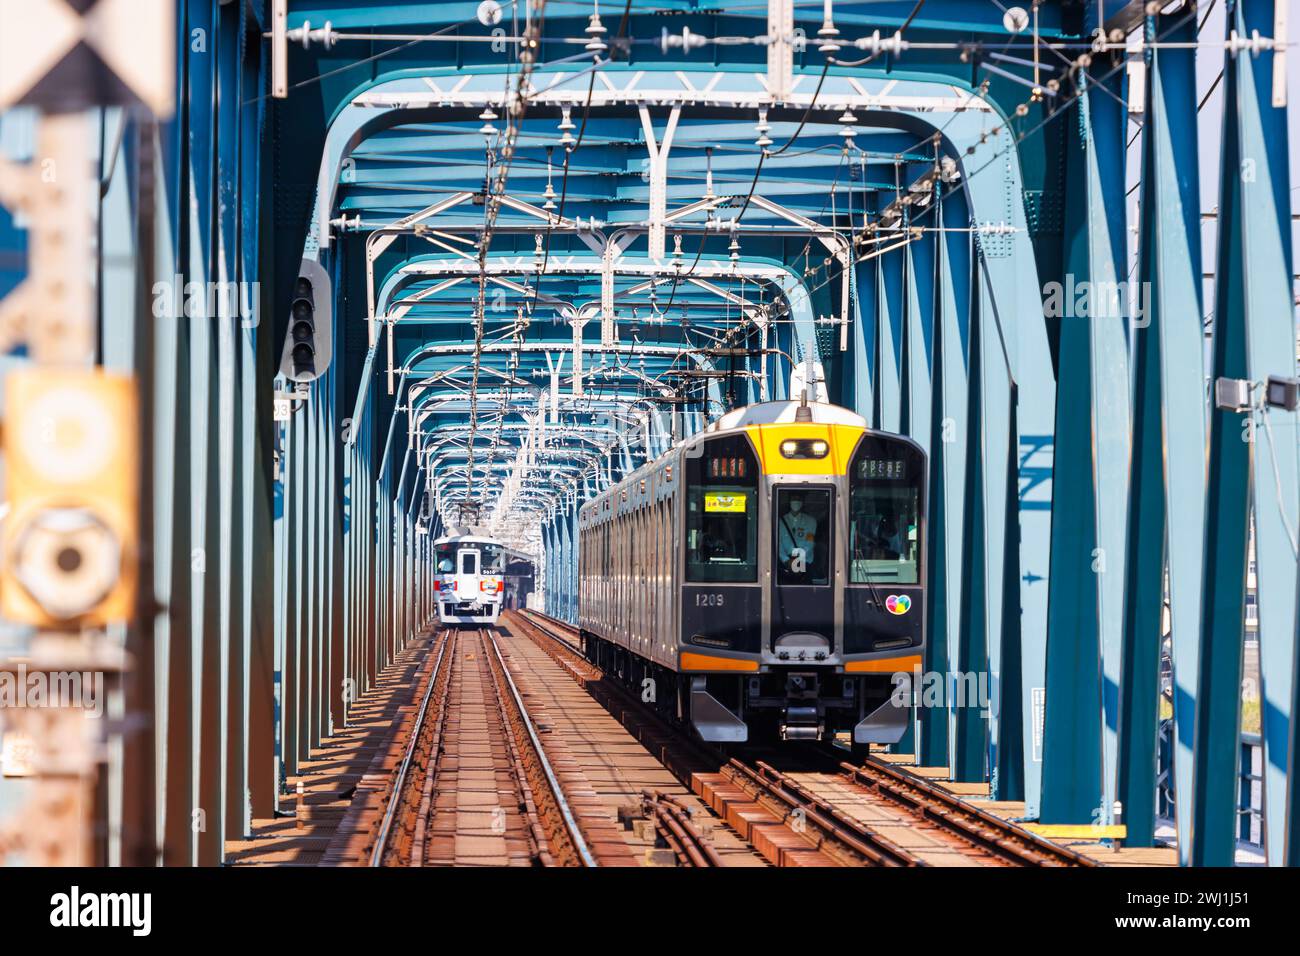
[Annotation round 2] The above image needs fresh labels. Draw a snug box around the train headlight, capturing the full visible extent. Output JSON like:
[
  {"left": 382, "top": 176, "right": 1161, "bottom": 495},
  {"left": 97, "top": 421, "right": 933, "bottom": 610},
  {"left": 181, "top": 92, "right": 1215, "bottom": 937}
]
[{"left": 779, "top": 438, "right": 831, "bottom": 459}]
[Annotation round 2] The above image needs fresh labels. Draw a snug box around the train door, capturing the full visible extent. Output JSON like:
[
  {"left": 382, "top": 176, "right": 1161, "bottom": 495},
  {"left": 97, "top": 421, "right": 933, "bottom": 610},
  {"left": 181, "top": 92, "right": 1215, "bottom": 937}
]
[
  {"left": 770, "top": 486, "right": 835, "bottom": 658},
  {"left": 456, "top": 547, "right": 479, "bottom": 601}
]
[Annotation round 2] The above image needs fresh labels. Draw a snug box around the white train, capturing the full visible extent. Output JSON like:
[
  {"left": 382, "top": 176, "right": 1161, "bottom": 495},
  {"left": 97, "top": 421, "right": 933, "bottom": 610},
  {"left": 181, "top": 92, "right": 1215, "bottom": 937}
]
[{"left": 434, "top": 534, "right": 506, "bottom": 626}]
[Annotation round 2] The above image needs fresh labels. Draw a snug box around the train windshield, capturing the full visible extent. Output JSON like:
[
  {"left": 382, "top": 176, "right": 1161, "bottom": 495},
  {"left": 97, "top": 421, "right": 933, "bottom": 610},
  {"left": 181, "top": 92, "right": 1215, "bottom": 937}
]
[
  {"left": 435, "top": 544, "right": 455, "bottom": 574},
  {"left": 775, "top": 487, "right": 831, "bottom": 586},
  {"left": 849, "top": 442, "right": 922, "bottom": 584},
  {"left": 685, "top": 435, "right": 759, "bottom": 583},
  {"left": 480, "top": 544, "right": 504, "bottom": 573}
]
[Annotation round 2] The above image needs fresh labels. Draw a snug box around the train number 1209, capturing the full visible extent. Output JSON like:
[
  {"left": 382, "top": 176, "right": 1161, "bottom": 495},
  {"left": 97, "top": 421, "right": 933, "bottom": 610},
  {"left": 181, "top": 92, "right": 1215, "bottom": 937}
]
[{"left": 694, "top": 593, "right": 725, "bottom": 607}]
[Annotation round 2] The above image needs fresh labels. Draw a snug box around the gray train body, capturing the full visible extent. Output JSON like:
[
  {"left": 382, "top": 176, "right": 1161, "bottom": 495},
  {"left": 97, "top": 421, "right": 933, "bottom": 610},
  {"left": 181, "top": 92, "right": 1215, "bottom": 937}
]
[{"left": 578, "top": 401, "right": 927, "bottom": 747}]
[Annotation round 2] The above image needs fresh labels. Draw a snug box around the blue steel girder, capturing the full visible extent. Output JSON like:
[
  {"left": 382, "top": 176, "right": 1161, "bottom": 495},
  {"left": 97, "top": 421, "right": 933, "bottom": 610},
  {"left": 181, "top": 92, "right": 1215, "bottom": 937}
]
[
  {"left": 417, "top": 416, "right": 640, "bottom": 518},
  {"left": 1193, "top": 0, "right": 1297, "bottom": 868},
  {"left": 374, "top": 254, "right": 822, "bottom": 413},
  {"left": 308, "top": 68, "right": 999, "bottom": 256},
  {"left": 1119, "top": 7, "right": 1206, "bottom": 857},
  {"left": 377, "top": 259, "right": 792, "bottom": 331},
  {"left": 281, "top": 2, "right": 1068, "bottom": 54},
  {"left": 918, "top": 188, "right": 971, "bottom": 770},
  {"left": 1041, "top": 58, "right": 1131, "bottom": 826}
]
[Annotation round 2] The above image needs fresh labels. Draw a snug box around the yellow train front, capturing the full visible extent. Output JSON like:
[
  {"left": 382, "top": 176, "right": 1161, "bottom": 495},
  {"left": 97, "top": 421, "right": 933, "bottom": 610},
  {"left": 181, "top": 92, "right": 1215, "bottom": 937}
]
[{"left": 577, "top": 399, "right": 925, "bottom": 749}]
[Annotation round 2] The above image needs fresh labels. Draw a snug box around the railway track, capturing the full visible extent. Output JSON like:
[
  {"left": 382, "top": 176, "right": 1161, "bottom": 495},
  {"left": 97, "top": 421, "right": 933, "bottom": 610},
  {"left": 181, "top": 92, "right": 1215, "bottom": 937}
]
[
  {"left": 842, "top": 757, "right": 1097, "bottom": 867},
  {"left": 510, "top": 610, "right": 725, "bottom": 782},
  {"left": 643, "top": 791, "right": 725, "bottom": 867},
  {"left": 369, "top": 630, "right": 453, "bottom": 866},
  {"left": 494, "top": 614, "right": 730, "bottom": 866},
  {"left": 514, "top": 609, "right": 1097, "bottom": 868},
  {"left": 511, "top": 611, "right": 904, "bottom": 866},
  {"left": 367, "top": 627, "right": 597, "bottom": 866}
]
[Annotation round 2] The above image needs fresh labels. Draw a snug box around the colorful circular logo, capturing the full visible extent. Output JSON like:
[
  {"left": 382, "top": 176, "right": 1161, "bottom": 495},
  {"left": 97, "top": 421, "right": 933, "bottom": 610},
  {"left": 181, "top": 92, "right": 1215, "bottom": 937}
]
[{"left": 885, "top": 594, "right": 912, "bottom": 615}]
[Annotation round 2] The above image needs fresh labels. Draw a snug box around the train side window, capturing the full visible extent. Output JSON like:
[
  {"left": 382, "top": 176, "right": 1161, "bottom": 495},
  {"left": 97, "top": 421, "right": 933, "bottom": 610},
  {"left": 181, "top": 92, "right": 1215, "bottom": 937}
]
[
  {"left": 685, "top": 435, "right": 759, "bottom": 583},
  {"left": 848, "top": 440, "right": 923, "bottom": 585}
]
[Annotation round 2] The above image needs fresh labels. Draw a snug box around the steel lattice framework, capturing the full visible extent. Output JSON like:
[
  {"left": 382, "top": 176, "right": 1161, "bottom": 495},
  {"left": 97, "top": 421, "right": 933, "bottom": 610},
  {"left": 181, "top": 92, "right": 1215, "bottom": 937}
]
[{"left": 0, "top": 0, "right": 1293, "bottom": 869}]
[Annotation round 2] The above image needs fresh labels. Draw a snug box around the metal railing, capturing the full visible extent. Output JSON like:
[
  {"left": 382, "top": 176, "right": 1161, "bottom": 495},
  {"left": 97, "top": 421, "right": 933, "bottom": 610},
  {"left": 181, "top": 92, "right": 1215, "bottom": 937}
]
[
  {"left": 1155, "top": 719, "right": 1262, "bottom": 848},
  {"left": 1237, "top": 732, "right": 1262, "bottom": 845}
]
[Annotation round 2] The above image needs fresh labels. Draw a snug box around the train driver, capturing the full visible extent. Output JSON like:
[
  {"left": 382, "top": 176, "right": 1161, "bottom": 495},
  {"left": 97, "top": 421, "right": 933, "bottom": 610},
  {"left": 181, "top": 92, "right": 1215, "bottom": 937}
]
[
  {"left": 874, "top": 514, "right": 902, "bottom": 558},
  {"left": 778, "top": 494, "right": 818, "bottom": 573}
]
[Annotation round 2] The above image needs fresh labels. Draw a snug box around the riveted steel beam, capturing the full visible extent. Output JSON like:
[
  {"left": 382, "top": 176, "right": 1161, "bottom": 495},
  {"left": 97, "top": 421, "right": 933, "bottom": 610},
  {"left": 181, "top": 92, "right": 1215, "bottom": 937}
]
[{"left": 1119, "top": 7, "right": 1206, "bottom": 856}]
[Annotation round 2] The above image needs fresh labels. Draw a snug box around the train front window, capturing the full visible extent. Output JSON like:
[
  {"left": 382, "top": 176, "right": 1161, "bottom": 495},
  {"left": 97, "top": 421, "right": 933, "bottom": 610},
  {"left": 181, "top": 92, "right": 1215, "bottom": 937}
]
[
  {"left": 774, "top": 487, "right": 831, "bottom": 586},
  {"left": 685, "top": 435, "right": 759, "bottom": 583},
  {"left": 481, "top": 545, "right": 504, "bottom": 573},
  {"left": 849, "top": 443, "right": 922, "bottom": 584},
  {"left": 459, "top": 550, "right": 477, "bottom": 575},
  {"left": 435, "top": 545, "right": 455, "bottom": 574}
]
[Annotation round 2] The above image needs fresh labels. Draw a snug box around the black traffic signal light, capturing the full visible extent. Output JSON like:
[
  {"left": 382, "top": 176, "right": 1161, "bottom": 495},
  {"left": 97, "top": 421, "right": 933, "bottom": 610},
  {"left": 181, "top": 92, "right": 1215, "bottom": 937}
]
[
  {"left": 279, "top": 258, "right": 332, "bottom": 383},
  {"left": 290, "top": 277, "right": 316, "bottom": 376}
]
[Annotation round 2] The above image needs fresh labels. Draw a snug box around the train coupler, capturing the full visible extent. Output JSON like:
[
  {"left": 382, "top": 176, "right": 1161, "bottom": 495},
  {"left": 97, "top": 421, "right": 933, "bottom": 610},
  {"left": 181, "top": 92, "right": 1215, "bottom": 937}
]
[{"left": 779, "top": 705, "right": 823, "bottom": 741}]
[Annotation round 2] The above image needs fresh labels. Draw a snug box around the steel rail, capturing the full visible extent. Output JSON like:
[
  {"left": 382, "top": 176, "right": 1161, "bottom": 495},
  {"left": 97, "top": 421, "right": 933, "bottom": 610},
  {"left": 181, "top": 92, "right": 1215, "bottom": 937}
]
[
  {"left": 479, "top": 627, "right": 553, "bottom": 865},
  {"left": 725, "top": 759, "right": 923, "bottom": 867},
  {"left": 484, "top": 627, "right": 599, "bottom": 867},
  {"left": 520, "top": 608, "right": 583, "bottom": 653},
  {"left": 844, "top": 758, "right": 1099, "bottom": 867},
  {"left": 369, "top": 631, "right": 452, "bottom": 866},
  {"left": 646, "top": 791, "right": 723, "bottom": 868}
]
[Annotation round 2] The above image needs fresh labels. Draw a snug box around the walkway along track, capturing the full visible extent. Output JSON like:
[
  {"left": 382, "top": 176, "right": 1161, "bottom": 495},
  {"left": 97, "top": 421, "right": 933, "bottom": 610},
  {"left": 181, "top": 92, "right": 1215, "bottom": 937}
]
[
  {"left": 366, "top": 628, "right": 596, "bottom": 866},
  {"left": 514, "top": 610, "right": 1098, "bottom": 868}
]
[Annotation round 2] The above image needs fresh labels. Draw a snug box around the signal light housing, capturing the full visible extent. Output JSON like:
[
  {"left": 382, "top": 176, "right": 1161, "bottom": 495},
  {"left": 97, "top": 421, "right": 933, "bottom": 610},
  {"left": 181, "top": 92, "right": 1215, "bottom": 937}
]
[
  {"left": 279, "top": 258, "right": 333, "bottom": 383},
  {"left": 2, "top": 370, "right": 139, "bottom": 626},
  {"left": 1265, "top": 375, "right": 1299, "bottom": 411}
]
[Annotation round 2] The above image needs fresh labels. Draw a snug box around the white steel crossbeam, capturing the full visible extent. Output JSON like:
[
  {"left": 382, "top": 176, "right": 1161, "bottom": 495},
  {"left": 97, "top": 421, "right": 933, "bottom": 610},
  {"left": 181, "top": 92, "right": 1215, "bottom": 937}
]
[{"left": 638, "top": 105, "right": 681, "bottom": 260}]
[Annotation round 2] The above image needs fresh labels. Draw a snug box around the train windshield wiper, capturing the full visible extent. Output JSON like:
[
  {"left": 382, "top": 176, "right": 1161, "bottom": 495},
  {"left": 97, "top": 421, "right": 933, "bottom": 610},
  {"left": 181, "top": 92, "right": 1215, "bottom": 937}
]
[{"left": 862, "top": 572, "right": 888, "bottom": 614}]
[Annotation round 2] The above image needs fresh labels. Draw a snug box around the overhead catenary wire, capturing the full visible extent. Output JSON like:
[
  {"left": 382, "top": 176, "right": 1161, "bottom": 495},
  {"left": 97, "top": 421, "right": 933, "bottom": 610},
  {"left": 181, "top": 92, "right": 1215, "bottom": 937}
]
[
  {"left": 465, "top": 1, "right": 550, "bottom": 499},
  {"left": 525, "top": 0, "right": 632, "bottom": 318}
]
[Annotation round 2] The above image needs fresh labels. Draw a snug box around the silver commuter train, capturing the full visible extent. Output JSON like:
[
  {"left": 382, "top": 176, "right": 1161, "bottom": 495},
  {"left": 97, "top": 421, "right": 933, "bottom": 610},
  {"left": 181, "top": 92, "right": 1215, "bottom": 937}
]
[{"left": 577, "top": 399, "right": 926, "bottom": 749}]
